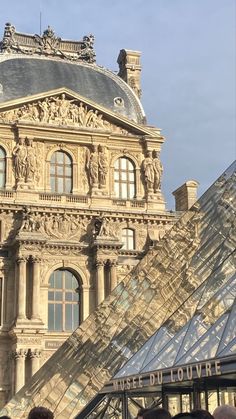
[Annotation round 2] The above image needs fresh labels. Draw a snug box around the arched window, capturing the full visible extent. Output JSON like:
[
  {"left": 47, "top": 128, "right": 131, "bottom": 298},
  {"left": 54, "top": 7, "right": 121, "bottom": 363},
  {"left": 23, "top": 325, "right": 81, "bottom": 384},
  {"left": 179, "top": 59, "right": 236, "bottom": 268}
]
[
  {"left": 50, "top": 151, "right": 72, "bottom": 194},
  {"left": 0, "top": 147, "right": 6, "bottom": 188},
  {"left": 48, "top": 269, "right": 80, "bottom": 332},
  {"left": 114, "top": 157, "right": 135, "bottom": 199},
  {"left": 122, "top": 228, "right": 135, "bottom": 250}
]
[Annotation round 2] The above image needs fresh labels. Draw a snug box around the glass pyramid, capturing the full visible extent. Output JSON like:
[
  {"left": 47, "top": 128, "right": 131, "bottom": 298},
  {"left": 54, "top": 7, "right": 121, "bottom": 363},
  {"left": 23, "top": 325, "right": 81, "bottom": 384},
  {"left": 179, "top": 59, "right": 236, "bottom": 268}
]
[{"left": 1, "top": 162, "right": 235, "bottom": 418}]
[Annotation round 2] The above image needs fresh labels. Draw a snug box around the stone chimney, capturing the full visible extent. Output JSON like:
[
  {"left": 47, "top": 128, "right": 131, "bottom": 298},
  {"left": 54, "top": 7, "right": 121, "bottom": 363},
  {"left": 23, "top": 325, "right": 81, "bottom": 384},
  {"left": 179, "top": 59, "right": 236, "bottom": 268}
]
[
  {"left": 172, "top": 180, "right": 199, "bottom": 211},
  {"left": 117, "top": 49, "right": 142, "bottom": 98}
]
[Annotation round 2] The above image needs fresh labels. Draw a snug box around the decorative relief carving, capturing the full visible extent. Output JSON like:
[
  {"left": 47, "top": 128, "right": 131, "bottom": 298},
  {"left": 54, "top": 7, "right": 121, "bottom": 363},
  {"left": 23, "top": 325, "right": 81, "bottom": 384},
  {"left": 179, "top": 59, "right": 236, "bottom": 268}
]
[
  {"left": 0, "top": 95, "right": 131, "bottom": 134},
  {"left": 0, "top": 23, "right": 96, "bottom": 63},
  {"left": 142, "top": 150, "right": 163, "bottom": 195},
  {"left": 12, "top": 137, "right": 41, "bottom": 188},
  {"left": 86, "top": 145, "right": 109, "bottom": 190},
  {"left": 19, "top": 207, "right": 88, "bottom": 241}
]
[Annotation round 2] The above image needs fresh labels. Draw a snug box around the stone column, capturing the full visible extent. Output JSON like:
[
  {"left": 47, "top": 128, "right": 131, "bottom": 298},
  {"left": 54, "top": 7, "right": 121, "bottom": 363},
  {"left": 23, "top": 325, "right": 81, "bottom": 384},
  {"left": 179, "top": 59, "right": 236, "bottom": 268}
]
[
  {"left": 14, "top": 349, "right": 26, "bottom": 393},
  {"left": 96, "top": 260, "right": 105, "bottom": 306},
  {"left": 16, "top": 257, "right": 27, "bottom": 320},
  {"left": 30, "top": 349, "right": 41, "bottom": 377},
  {"left": 31, "top": 257, "right": 41, "bottom": 320},
  {"left": 110, "top": 261, "right": 118, "bottom": 292}
]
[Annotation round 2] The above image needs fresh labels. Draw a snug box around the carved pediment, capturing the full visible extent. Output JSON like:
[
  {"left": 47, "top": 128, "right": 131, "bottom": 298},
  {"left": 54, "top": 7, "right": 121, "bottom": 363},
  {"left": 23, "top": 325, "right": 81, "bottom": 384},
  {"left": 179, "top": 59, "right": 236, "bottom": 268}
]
[{"left": 0, "top": 88, "right": 161, "bottom": 137}]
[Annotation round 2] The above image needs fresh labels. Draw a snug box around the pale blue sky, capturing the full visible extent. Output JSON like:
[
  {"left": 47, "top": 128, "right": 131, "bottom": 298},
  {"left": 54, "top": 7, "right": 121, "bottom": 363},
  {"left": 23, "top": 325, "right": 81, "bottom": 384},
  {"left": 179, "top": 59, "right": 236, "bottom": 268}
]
[{"left": 0, "top": 0, "right": 235, "bottom": 209}]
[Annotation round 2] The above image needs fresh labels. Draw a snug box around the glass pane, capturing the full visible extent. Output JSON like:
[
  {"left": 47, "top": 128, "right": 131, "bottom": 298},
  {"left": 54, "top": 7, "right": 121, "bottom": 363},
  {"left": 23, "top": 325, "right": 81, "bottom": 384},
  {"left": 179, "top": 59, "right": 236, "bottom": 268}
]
[
  {"left": 57, "top": 165, "right": 64, "bottom": 176},
  {"left": 48, "top": 291, "right": 54, "bottom": 301},
  {"left": 71, "top": 276, "right": 78, "bottom": 289},
  {"left": 73, "top": 304, "right": 79, "bottom": 329},
  {"left": 54, "top": 271, "right": 62, "bottom": 288},
  {"left": 65, "top": 271, "right": 73, "bottom": 289},
  {"left": 50, "top": 164, "right": 55, "bottom": 174},
  {"left": 65, "top": 292, "right": 73, "bottom": 301},
  {"left": 0, "top": 148, "right": 5, "bottom": 158},
  {"left": 114, "top": 183, "right": 119, "bottom": 197},
  {"left": 55, "top": 291, "right": 62, "bottom": 301},
  {"left": 129, "top": 172, "right": 134, "bottom": 181},
  {"left": 65, "top": 304, "right": 72, "bottom": 330},
  {"left": 121, "top": 183, "right": 127, "bottom": 198},
  {"left": 128, "top": 236, "right": 134, "bottom": 250},
  {"left": 55, "top": 305, "right": 62, "bottom": 331},
  {"left": 127, "top": 160, "right": 133, "bottom": 170},
  {"left": 65, "top": 178, "right": 72, "bottom": 193},
  {"left": 120, "top": 158, "right": 127, "bottom": 169},
  {"left": 51, "top": 153, "right": 56, "bottom": 163},
  {"left": 48, "top": 304, "right": 54, "bottom": 330},
  {"left": 65, "top": 166, "right": 72, "bottom": 176},
  {"left": 0, "top": 173, "right": 5, "bottom": 188},
  {"left": 129, "top": 184, "right": 135, "bottom": 198},
  {"left": 114, "top": 171, "right": 119, "bottom": 180},
  {"left": 73, "top": 292, "right": 79, "bottom": 302},
  {"left": 57, "top": 177, "right": 64, "bottom": 193},
  {"left": 64, "top": 153, "right": 71, "bottom": 164},
  {"left": 121, "top": 172, "right": 127, "bottom": 181},
  {"left": 56, "top": 152, "right": 64, "bottom": 163},
  {"left": 50, "top": 177, "right": 55, "bottom": 192}
]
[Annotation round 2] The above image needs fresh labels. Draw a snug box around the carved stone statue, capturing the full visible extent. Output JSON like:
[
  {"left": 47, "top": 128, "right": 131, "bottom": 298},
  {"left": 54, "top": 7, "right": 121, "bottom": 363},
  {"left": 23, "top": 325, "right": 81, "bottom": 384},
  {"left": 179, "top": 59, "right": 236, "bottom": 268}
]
[
  {"left": 98, "top": 145, "right": 108, "bottom": 188},
  {"left": 12, "top": 137, "right": 39, "bottom": 187},
  {"left": 142, "top": 151, "right": 155, "bottom": 193},
  {"left": 87, "top": 145, "right": 99, "bottom": 188},
  {"left": 153, "top": 150, "right": 163, "bottom": 192},
  {"left": 12, "top": 137, "right": 27, "bottom": 182}
]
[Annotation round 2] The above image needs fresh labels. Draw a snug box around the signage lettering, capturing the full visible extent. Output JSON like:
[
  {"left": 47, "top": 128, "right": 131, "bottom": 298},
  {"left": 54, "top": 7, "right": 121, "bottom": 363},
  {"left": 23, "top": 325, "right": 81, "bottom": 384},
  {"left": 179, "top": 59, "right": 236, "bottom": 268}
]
[{"left": 112, "top": 360, "right": 222, "bottom": 391}]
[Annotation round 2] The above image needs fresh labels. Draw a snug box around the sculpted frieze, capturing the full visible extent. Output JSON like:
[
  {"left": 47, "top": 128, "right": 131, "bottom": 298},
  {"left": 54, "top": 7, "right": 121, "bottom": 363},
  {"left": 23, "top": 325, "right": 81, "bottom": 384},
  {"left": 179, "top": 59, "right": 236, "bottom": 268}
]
[
  {"left": 20, "top": 207, "right": 88, "bottom": 241},
  {"left": 0, "top": 94, "right": 131, "bottom": 134}
]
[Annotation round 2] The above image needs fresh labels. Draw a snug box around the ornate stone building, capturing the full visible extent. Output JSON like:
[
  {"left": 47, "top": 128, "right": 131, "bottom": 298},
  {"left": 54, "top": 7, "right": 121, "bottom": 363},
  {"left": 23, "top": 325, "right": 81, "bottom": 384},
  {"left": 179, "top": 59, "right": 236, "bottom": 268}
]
[{"left": 0, "top": 23, "right": 186, "bottom": 407}]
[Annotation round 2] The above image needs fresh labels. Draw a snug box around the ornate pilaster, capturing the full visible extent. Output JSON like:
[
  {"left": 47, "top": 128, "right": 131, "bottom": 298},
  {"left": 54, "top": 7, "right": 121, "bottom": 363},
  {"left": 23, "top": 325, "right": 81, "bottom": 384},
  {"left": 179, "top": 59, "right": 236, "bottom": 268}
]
[
  {"left": 31, "top": 256, "right": 41, "bottom": 320},
  {"left": 13, "top": 349, "right": 27, "bottom": 393},
  {"left": 109, "top": 261, "right": 118, "bottom": 292},
  {"left": 95, "top": 260, "right": 105, "bottom": 306},
  {"left": 16, "top": 257, "right": 27, "bottom": 320},
  {"left": 29, "top": 349, "right": 41, "bottom": 377}
]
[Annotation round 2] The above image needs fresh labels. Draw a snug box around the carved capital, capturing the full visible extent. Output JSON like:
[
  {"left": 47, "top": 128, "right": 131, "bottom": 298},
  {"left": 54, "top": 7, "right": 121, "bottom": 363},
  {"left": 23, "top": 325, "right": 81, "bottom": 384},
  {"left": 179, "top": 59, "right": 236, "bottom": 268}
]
[
  {"left": 29, "top": 349, "right": 41, "bottom": 359},
  {"left": 13, "top": 349, "right": 27, "bottom": 359},
  {"left": 31, "top": 256, "right": 42, "bottom": 264},
  {"left": 16, "top": 256, "right": 28, "bottom": 264}
]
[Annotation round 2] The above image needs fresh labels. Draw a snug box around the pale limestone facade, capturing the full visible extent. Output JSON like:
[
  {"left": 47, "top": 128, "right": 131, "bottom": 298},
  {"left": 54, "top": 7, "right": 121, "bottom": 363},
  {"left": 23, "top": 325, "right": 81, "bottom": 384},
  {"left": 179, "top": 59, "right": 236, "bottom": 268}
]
[{"left": 0, "top": 24, "right": 179, "bottom": 407}]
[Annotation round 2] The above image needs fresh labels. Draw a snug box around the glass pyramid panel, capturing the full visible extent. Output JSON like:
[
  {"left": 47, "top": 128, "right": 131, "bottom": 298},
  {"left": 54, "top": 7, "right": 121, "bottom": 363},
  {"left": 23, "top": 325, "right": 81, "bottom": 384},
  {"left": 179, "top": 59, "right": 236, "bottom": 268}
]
[
  {"left": 218, "top": 337, "right": 236, "bottom": 357},
  {"left": 176, "top": 314, "right": 229, "bottom": 365},
  {"left": 1, "top": 163, "right": 235, "bottom": 419},
  {"left": 217, "top": 301, "right": 236, "bottom": 355}
]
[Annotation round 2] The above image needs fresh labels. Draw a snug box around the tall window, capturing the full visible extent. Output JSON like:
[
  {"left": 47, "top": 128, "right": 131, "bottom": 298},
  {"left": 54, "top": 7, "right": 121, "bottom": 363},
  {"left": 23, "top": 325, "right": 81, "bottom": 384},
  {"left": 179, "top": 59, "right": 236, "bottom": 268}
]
[
  {"left": 48, "top": 269, "right": 80, "bottom": 332},
  {"left": 50, "top": 151, "right": 72, "bottom": 194},
  {"left": 0, "top": 147, "right": 6, "bottom": 188},
  {"left": 122, "top": 228, "right": 135, "bottom": 250},
  {"left": 114, "top": 157, "right": 135, "bottom": 199}
]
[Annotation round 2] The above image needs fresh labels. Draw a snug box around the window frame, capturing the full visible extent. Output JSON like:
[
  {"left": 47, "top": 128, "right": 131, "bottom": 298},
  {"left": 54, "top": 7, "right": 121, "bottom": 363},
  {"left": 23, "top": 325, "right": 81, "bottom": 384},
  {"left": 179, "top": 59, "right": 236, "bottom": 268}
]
[
  {"left": 50, "top": 150, "right": 72, "bottom": 194},
  {"left": 0, "top": 147, "right": 6, "bottom": 189},
  {"left": 114, "top": 157, "right": 135, "bottom": 199},
  {"left": 121, "top": 228, "right": 135, "bottom": 250},
  {"left": 48, "top": 269, "right": 80, "bottom": 332}
]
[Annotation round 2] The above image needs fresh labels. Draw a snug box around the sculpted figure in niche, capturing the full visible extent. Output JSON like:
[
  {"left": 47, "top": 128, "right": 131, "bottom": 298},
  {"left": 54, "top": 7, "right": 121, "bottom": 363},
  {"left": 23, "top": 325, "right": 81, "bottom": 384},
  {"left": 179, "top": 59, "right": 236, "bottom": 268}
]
[
  {"left": 98, "top": 145, "right": 108, "bottom": 188},
  {"left": 25, "top": 137, "right": 37, "bottom": 182},
  {"left": 12, "top": 137, "right": 27, "bottom": 182},
  {"left": 142, "top": 150, "right": 155, "bottom": 193},
  {"left": 87, "top": 145, "right": 99, "bottom": 188},
  {"left": 153, "top": 150, "right": 163, "bottom": 192}
]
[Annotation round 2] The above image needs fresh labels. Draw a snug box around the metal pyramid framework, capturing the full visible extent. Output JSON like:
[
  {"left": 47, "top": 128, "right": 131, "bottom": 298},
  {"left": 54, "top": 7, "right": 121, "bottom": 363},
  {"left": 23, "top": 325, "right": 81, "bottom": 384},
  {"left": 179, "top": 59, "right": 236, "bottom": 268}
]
[{"left": 1, "top": 162, "right": 235, "bottom": 418}]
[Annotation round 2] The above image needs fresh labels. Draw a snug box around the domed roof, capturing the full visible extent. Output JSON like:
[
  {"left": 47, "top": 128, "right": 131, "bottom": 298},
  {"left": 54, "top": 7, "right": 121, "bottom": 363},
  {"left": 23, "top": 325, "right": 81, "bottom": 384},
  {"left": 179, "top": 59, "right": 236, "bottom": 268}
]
[{"left": 0, "top": 55, "right": 145, "bottom": 124}]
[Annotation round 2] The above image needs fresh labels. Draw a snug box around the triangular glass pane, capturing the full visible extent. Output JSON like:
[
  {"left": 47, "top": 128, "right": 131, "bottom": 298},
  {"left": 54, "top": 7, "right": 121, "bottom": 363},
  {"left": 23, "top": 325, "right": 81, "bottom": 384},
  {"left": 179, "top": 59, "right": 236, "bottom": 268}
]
[
  {"left": 114, "top": 333, "right": 156, "bottom": 378},
  {"left": 218, "top": 337, "right": 236, "bottom": 357},
  {"left": 176, "top": 314, "right": 229, "bottom": 365},
  {"left": 141, "top": 323, "right": 189, "bottom": 372},
  {"left": 140, "top": 326, "right": 175, "bottom": 370},
  {"left": 176, "top": 275, "right": 236, "bottom": 362},
  {"left": 217, "top": 301, "right": 236, "bottom": 355}
]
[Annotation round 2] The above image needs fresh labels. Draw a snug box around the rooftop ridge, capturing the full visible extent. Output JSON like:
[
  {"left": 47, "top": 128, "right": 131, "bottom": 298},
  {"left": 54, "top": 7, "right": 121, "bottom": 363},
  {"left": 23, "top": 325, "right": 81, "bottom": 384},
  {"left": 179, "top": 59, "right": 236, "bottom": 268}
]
[{"left": 0, "top": 22, "right": 96, "bottom": 63}]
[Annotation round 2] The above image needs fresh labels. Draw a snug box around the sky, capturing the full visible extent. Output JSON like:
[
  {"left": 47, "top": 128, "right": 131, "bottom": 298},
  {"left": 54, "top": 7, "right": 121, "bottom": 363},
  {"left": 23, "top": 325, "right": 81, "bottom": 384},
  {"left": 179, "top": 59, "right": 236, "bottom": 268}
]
[{"left": 0, "top": 0, "right": 235, "bottom": 209}]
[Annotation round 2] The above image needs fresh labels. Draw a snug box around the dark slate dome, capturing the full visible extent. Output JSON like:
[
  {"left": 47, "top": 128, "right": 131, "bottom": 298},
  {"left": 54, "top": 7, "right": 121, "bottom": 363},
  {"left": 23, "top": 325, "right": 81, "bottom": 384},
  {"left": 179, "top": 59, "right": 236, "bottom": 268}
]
[{"left": 0, "top": 55, "right": 145, "bottom": 124}]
